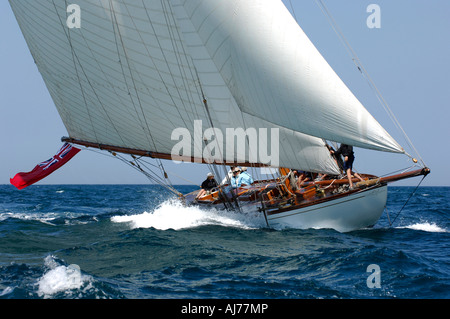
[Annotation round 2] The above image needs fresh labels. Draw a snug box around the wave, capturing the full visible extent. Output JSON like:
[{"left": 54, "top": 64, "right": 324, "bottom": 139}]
[
  {"left": 111, "top": 199, "right": 267, "bottom": 231},
  {"left": 0, "top": 212, "right": 61, "bottom": 223},
  {"left": 37, "top": 256, "right": 94, "bottom": 299},
  {"left": 396, "top": 222, "right": 448, "bottom": 233},
  {"left": 0, "top": 211, "right": 99, "bottom": 226}
]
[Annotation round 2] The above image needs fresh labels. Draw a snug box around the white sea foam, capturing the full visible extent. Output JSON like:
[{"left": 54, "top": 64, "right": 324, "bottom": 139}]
[
  {"left": 397, "top": 222, "right": 448, "bottom": 233},
  {"left": 0, "top": 212, "right": 85, "bottom": 225},
  {"left": 0, "top": 286, "right": 14, "bottom": 297},
  {"left": 0, "top": 212, "right": 58, "bottom": 223},
  {"left": 37, "top": 256, "right": 93, "bottom": 298},
  {"left": 111, "top": 200, "right": 266, "bottom": 230}
]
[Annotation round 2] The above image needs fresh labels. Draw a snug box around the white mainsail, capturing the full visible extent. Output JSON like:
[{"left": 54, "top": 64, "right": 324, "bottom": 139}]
[{"left": 9, "top": 0, "right": 403, "bottom": 175}]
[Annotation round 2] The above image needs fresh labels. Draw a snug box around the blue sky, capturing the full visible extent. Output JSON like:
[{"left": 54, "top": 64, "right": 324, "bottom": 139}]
[{"left": 1, "top": 0, "right": 449, "bottom": 186}]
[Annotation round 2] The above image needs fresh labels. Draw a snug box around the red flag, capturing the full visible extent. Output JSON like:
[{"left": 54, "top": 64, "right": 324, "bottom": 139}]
[{"left": 10, "top": 143, "right": 81, "bottom": 190}]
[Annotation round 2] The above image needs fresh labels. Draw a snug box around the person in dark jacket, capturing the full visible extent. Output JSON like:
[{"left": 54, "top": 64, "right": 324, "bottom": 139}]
[
  {"left": 196, "top": 172, "right": 218, "bottom": 199},
  {"left": 330, "top": 144, "right": 363, "bottom": 189}
]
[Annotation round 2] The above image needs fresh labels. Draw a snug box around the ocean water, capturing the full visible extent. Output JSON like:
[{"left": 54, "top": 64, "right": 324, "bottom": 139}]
[{"left": 0, "top": 184, "right": 448, "bottom": 300}]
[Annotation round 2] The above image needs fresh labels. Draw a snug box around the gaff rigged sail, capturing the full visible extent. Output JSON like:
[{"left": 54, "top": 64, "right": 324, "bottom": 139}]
[{"left": 9, "top": 0, "right": 404, "bottom": 175}]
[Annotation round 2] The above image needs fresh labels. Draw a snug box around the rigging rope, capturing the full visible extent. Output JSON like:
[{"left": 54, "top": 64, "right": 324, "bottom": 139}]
[
  {"left": 142, "top": 0, "right": 218, "bottom": 186},
  {"left": 111, "top": 0, "right": 185, "bottom": 188},
  {"left": 388, "top": 175, "right": 426, "bottom": 227},
  {"left": 88, "top": 147, "right": 182, "bottom": 196}
]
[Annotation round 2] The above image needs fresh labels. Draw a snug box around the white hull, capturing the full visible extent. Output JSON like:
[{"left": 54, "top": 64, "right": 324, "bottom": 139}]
[{"left": 265, "top": 186, "right": 388, "bottom": 232}]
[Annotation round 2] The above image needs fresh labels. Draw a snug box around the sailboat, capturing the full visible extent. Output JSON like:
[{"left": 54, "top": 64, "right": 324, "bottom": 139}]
[{"left": 9, "top": 0, "right": 429, "bottom": 232}]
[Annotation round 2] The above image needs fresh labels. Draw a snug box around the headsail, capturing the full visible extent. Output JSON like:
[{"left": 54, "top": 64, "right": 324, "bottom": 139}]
[
  {"left": 174, "top": 0, "right": 404, "bottom": 154},
  {"left": 9, "top": 0, "right": 403, "bottom": 176}
]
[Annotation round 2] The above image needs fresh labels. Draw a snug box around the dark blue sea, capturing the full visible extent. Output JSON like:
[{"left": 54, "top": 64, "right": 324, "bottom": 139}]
[{"left": 0, "top": 185, "right": 448, "bottom": 301}]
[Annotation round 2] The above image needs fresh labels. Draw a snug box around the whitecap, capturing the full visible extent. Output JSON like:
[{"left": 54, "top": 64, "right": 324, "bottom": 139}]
[
  {"left": 36, "top": 256, "right": 93, "bottom": 298},
  {"left": 111, "top": 199, "right": 266, "bottom": 231},
  {"left": 397, "top": 222, "right": 448, "bottom": 233},
  {"left": 0, "top": 286, "right": 14, "bottom": 297}
]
